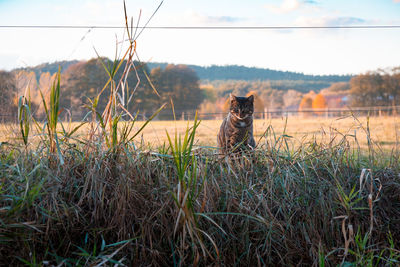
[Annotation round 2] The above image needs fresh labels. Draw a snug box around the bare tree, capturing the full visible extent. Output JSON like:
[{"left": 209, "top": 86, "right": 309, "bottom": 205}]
[{"left": 0, "top": 71, "right": 17, "bottom": 120}]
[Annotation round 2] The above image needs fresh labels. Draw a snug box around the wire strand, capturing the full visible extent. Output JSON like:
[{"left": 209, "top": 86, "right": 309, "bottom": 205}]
[{"left": 0, "top": 25, "right": 400, "bottom": 30}]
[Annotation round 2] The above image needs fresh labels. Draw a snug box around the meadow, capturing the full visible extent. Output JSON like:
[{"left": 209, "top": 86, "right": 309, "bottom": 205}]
[
  {"left": 2, "top": 115, "right": 399, "bottom": 150},
  {"left": 133, "top": 116, "right": 400, "bottom": 150}
]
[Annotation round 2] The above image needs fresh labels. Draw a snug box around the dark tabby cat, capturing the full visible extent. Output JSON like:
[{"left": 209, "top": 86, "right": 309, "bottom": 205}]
[{"left": 217, "top": 94, "right": 255, "bottom": 155}]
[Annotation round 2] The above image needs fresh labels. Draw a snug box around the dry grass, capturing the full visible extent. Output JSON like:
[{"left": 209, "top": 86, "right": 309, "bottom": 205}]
[
  {"left": 1, "top": 115, "right": 400, "bottom": 266},
  {"left": 2, "top": 116, "right": 399, "bottom": 151},
  {"left": 93, "top": 115, "right": 400, "bottom": 150}
]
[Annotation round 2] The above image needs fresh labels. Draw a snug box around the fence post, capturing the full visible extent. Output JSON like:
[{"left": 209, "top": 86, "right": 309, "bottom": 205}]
[{"left": 264, "top": 108, "right": 268, "bottom": 121}]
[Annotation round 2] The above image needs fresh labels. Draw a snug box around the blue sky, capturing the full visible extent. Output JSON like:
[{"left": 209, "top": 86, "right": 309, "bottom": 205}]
[{"left": 0, "top": 0, "right": 400, "bottom": 74}]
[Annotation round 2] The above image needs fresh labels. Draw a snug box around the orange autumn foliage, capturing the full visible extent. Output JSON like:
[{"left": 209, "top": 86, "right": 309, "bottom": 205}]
[{"left": 312, "top": 94, "right": 327, "bottom": 115}]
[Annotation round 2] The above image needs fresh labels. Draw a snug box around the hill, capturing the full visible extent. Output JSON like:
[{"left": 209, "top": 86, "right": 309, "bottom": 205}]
[
  {"left": 147, "top": 62, "right": 352, "bottom": 82},
  {"left": 15, "top": 60, "right": 79, "bottom": 80},
  {"left": 16, "top": 60, "right": 352, "bottom": 84},
  {"left": 14, "top": 60, "right": 353, "bottom": 94}
]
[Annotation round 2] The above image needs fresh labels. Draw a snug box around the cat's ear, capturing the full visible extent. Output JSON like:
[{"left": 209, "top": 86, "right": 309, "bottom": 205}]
[
  {"left": 230, "top": 93, "right": 236, "bottom": 102},
  {"left": 247, "top": 95, "right": 254, "bottom": 102}
]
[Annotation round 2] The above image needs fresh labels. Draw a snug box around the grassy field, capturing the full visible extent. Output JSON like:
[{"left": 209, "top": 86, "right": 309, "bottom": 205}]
[
  {"left": 135, "top": 116, "right": 400, "bottom": 150},
  {"left": 1, "top": 113, "right": 400, "bottom": 266},
  {"left": 2, "top": 116, "right": 399, "bottom": 151}
]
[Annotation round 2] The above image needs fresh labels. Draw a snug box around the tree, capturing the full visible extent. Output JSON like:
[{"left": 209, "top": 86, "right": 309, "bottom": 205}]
[
  {"left": 382, "top": 67, "right": 400, "bottom": 107},
  {"left": 260, "top": 89, "right": 284, "bottom": 110},
  {"left": 152, "top": 64, "right": 204, "bottom": 118},
  {"left": 298, "top": 96, "right": 313, "bottom": 117},
  {"left": 349, "top": 69, "right": 400, "bottom": 107},
  {"left": 0, "top": 71, "right": 17, "bottom": 120},
  {"left": 246, "top": 91, "right": 264, "bottom": 118},
  {"left": 62, "top": 58, "right": 152, "bottom": 119},
  {"left": 61, "top": 60, "right": 104, "bottom": 117},
  {"left": 312, "top": 94, "right": 327, "bottom": 115},
  {"left": 200, "top": 84, "right": 217, "bottom": 103},
  {"left": 283, "top": 89, "right": 303, "bottom": 109},
  {"left": 199, "top": 100, "right": 220, "bottom": 116},
  {"left": 350, "top": 72, "right": 384, "bottom": 107}
]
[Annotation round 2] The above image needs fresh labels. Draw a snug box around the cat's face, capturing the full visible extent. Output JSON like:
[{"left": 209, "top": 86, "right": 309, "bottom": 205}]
[{"left": 230, "top": 94, "right": 254, "bottom": 120}]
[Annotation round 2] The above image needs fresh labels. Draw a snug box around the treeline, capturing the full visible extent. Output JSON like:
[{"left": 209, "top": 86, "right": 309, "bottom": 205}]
[
  {"left": 198, "top": 68, "right": 400, "bottom": 115},
  {"left": 1, "top": 60, "right": 399, "bottom": 121},
  {"left": 147, "top": 62, "right": 352, "bottom": 82},
  {"left": 349, "top": 67, "right": 400, "bottom": 107},
  {"left": 15, "top": 60, "right": 78, "bottom": 81},
  {"left": 3, "top": 59, "right": 204, "bottom": 120},
  {"left": 19, "top": 60, "right": 351, "bottom": 84}
]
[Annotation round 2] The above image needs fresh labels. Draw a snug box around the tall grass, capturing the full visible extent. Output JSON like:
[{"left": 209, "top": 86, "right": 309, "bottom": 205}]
[
  {"left": 17, "top": 95, "right": 31, "bottom": 148},
  {"left": 166, "top": 113, "right": 219, "bottom": 260},
  {"left": 37, "top": 67, "right": 64, "bottom": 165}
]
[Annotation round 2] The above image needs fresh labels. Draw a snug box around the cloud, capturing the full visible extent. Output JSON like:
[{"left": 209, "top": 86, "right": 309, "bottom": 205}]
[
  {"left": 170, "top": 11, "right": 244, "bottom": 25},
  {"left": 394, "top": 0, "right": 400, "bottom": 3},
  {"left": 265, "top": 0, "right": 318, "bottom": 14},
  {"left": 295, "top": 16, "right": 366, "bottom": 27},
  {"left": 290, "top": 16, "right": 369, "bottom": 38}
]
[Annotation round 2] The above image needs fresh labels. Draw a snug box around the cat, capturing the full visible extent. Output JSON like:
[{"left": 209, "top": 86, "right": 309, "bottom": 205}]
[{"left": 217, "top": 94, "right": 256, "bottom": 155}]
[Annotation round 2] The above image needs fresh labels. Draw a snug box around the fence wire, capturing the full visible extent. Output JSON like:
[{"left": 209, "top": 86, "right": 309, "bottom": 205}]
[{"left": 1, "top": 105, "right": 400, "bottom": 123}]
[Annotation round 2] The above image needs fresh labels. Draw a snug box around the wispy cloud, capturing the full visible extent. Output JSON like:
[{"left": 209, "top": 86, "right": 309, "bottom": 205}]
[
  {"left": 202, "top": 15, "right": 243, "bottom": 24},
  {"left": 295, "top": 16, "right": 367, "bottom": 27},
  {"left": 303, "top": 0, "right": 318, "bottom": 4},
  {"left": 265, "top": 0, "right": 318, "bottom": 14}
]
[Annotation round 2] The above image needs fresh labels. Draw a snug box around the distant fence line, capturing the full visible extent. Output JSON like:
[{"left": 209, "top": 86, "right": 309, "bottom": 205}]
[
  {"left": 1, "top": 105, "right": 400, "bottom": 123},
  {"left": 177, "top": 105, "right": 400, "bottom": 120}
]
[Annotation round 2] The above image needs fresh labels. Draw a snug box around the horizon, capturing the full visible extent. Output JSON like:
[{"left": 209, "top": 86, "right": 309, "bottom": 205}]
[{"left": 1, "top": 0, "right": 400, "bottom": 75}]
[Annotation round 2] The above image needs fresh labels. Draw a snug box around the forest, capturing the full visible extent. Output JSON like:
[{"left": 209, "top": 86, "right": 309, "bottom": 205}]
[{"left": 147, "top": 62, "right": 352, "bottom": 82}]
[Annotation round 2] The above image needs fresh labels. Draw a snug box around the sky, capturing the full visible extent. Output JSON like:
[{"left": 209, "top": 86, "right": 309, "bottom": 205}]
[{"left": 0, "top": 0, "right": 400, "bottom": 75}]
